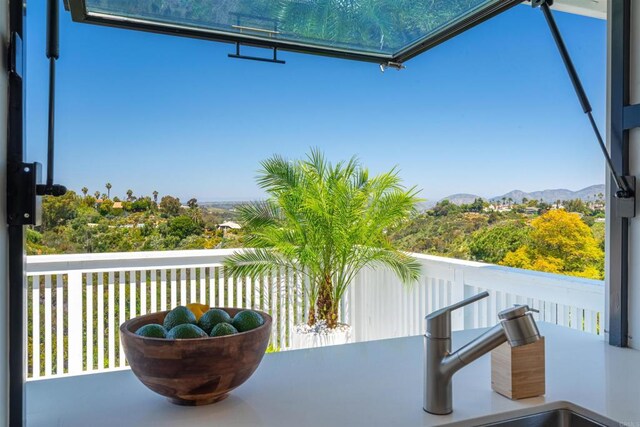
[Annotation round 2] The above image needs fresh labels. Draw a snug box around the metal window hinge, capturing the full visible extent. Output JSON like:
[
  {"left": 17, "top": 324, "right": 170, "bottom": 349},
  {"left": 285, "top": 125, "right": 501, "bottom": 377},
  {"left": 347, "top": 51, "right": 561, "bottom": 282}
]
[{"left": 380, "top": 61, "right": 405, "bottom": 72}]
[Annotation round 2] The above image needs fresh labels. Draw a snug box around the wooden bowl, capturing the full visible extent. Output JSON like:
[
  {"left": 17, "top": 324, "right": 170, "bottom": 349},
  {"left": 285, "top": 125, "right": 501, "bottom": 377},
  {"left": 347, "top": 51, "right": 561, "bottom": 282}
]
[{"left": 120, "top": 307, "right": 272, "bottom": 406}]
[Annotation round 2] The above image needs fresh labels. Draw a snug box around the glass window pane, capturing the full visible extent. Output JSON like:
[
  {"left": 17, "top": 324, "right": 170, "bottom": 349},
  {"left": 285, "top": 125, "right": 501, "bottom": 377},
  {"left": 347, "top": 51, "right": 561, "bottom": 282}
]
[{"left": 76, "top": 0, "right": 515, "bottom": 59}]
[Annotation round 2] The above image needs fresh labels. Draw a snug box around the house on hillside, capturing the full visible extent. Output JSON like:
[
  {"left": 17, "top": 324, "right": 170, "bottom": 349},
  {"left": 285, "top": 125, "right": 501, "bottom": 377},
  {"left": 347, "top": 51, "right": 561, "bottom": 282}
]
[
  {"left": 112, "top": 202, "right": 123, "bottom": 210},
  {"left": 218, "top": 221, "right": 241, "bottom": 231}
]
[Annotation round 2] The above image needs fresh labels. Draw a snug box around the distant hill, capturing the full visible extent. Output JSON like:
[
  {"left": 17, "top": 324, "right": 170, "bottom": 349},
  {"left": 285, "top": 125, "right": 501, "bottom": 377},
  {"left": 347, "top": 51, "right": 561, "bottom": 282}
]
[
  {"left": 495, "top": 190, "right": 534, "bottom": 203},
  {"left": 200, "top": 201, "right": 249, "bottom": 210},
  {"left": 435, "top": 194, "right": 481, "bottom": 206},
  {"left": 491, "top": 185, "right": 605, "bottom": 204},
  {"left": 424, "top": 184, "right": 605, "bottom": 209}
]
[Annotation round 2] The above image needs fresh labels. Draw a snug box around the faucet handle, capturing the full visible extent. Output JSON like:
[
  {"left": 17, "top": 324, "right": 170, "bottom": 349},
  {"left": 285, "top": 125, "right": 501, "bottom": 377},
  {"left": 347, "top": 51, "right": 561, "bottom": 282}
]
[{"left": 425, "top": 291, "right": 489, "bottom": 338}]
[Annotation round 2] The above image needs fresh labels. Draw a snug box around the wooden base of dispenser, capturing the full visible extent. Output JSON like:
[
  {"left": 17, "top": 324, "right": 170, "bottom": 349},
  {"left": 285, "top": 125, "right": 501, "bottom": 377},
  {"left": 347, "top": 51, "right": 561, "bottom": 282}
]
[{"left": 491, "top": 337, "right": 545, "bottom": 400}]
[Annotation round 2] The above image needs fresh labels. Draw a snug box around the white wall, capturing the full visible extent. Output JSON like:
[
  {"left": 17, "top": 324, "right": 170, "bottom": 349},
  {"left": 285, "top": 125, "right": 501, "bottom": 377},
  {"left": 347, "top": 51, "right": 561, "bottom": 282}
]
[
  {"left": 0, "top": 0, "right": 9, "bottom": 424},
  {"left": 628, "top": 2, "right": 640, "bottom": 350},
  {"left": 553, "top": 0, "right": 607, "bottom": 20}
]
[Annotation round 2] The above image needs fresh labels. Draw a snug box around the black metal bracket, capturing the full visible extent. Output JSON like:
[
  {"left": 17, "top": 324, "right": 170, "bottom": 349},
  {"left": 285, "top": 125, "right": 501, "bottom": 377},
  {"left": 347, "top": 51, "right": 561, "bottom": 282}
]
[
  {"left": 229, "top": 42, "right": 285, "bottom": 65},
  {"left": 7, "top": 162, "right": 42, "bottom": 226}
]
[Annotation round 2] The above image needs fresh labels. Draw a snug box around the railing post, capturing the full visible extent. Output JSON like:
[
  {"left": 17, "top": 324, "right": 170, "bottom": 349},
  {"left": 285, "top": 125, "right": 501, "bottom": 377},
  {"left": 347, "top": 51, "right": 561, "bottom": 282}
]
[
  {"left": 67, "top": 271, "right": 84, "bottom": 375},
  {"left": 451, "top": 268, "right": 465, "bottom": 331}
]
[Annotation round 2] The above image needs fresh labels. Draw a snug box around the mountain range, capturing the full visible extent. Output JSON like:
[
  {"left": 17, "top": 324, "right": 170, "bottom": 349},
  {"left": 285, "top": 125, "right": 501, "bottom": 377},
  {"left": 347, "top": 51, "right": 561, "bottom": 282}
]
[{"left": 422, "top": 184, "right": 605, "bottom": 209}]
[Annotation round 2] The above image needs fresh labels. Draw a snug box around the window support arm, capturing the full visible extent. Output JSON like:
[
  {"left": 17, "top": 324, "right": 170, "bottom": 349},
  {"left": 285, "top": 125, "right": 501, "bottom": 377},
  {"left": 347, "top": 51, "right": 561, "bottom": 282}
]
[
  {"left": 535, "top": 0, "right": 636, "bottom": 218},
  {"left": 38, "top": 0, "right": 67, "bottom": 198}
]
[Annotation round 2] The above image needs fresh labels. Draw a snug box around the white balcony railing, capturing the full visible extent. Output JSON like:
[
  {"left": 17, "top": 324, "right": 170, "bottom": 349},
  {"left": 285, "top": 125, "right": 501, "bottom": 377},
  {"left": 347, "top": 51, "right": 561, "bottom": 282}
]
[{"left": 26, "top": 250, "right": 605, "bottom": 380}]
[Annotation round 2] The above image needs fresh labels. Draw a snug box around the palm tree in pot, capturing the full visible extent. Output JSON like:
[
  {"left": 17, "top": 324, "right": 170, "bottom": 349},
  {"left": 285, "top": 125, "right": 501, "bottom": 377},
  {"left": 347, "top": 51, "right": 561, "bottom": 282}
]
[{"left": 225, "top": 149, "right": 421, "bottom": 347}]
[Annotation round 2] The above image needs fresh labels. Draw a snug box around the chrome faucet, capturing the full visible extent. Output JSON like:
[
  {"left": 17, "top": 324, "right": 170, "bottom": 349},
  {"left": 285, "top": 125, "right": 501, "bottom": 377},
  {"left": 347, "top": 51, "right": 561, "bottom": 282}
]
[{"left": 423, "top": 291, "right": 541, "bottom": 415}]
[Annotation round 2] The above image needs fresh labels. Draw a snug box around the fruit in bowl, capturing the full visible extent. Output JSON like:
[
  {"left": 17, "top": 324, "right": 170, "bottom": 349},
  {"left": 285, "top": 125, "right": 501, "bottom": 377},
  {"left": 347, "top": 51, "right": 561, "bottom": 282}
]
[{"left": 120, "top": 306, "right": 272, "bottom": 406}]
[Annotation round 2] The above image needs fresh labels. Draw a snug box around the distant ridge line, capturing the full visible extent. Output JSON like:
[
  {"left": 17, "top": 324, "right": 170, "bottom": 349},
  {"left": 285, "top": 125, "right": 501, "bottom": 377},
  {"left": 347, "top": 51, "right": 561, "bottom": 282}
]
[{"left": 422, "top": 184, "right": 605, "bottom": 209}]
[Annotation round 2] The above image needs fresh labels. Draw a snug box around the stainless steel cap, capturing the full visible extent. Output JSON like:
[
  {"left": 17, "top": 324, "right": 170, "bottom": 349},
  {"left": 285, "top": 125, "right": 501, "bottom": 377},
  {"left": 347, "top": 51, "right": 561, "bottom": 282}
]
[
  {"left": 498, "top": 305, "right": 530, "bottom": 320},
  {"left": 501, "top": 306, "right": 541, "bottom": 347}
]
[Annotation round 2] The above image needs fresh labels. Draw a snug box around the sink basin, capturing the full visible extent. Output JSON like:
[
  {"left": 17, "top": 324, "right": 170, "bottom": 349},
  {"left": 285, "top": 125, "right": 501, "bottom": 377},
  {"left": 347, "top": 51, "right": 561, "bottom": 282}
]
[
  {"left": 459, "top": 403, "right": 619, "bottom": 427},
  {"left": 479, "top": 409, "right": 614, "bottom": 426}
]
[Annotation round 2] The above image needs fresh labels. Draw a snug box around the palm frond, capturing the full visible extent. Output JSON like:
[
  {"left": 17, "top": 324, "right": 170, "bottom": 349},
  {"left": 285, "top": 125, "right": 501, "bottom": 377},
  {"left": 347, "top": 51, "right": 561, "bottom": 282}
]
[
  {"left": 224, "top": 249, "right": 295, "bottom": 280},
  {"left": 237, "top": 200, "right": 281, "bottom": 230}
]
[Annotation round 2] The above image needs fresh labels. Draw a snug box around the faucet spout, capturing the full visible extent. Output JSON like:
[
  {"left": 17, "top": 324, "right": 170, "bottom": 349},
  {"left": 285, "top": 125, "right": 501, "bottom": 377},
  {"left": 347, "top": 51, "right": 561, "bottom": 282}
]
[{"left": 441, "top": 324, "right": 507, "bottom": 378}]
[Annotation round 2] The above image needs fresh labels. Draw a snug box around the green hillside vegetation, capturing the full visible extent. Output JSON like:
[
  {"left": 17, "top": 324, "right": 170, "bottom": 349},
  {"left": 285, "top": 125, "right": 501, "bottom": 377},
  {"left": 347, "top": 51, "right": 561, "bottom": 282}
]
[
  {"left": 28, "top": 187, "right": 244, "bottom": 255},
  {"left": 390, "top": 198, "right": 605, "bottom": 280},
  {"left": 29, "top": 189, "right": 605, "bottom": 280}
]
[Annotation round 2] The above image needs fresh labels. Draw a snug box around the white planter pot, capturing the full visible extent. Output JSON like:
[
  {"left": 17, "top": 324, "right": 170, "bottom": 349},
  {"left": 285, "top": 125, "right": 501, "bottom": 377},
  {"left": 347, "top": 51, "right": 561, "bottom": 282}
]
[{"left": 291, "top": 322, "right": 351, "bottom": 350}]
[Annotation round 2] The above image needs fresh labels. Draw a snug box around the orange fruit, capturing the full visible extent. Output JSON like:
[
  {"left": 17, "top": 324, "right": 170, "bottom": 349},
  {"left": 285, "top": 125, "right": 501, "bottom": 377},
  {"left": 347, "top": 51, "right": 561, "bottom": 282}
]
[{"left": 186, "top": 303, "right": 209, "bottom": 322}]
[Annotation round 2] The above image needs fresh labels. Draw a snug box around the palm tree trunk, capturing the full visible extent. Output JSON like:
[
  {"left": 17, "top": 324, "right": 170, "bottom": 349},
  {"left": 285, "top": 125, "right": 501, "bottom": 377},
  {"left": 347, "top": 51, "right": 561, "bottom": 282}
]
[
  {"left": 307, "top": 307, "right": 316, "bottom": 327},
  {"left": 317, "top": 274, "right": 338, "bottom": 329}
]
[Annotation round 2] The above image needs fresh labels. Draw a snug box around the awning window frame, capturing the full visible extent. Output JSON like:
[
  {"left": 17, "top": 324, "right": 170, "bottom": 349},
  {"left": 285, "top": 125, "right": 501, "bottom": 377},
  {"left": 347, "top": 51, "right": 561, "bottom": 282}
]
[{"left": 64, "top": 0, "right": 524, "bottom": 65}]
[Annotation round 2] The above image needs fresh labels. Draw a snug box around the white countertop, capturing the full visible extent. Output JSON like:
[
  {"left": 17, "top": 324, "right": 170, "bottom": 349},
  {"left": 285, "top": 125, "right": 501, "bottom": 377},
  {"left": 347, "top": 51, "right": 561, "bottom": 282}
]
[{"left": 26, "top": 323, "right": 640, "bottom": 427}]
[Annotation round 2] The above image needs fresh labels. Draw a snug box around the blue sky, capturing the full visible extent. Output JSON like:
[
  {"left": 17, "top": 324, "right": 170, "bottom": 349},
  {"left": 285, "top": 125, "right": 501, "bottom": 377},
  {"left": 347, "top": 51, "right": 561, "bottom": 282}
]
[{"left": 26, "top": 4, "right": 606, "bottom": 203}]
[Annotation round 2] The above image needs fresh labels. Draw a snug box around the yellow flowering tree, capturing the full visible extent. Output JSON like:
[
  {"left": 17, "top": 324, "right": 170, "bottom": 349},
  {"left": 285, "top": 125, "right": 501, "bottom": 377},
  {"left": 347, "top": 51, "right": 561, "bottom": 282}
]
[{"left": 501, "top": 209, "right": 603, "bottom": 279}]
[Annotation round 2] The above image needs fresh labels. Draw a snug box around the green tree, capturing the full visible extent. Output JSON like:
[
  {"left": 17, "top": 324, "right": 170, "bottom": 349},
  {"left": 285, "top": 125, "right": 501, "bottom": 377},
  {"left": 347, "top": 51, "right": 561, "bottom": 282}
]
[
  {"left": 105, "top": 183, "right": 112, "bottom": 199},
  {"left": 225, "top": 150, "right": 422, "bottom": 328},
  {"left": 126, "top": 189, "right": 134, "bottom": 201},
  {"left": 564, "top": 199, "right": 588, "bottom": 214},
  {"left": 432, "top": 199, "right": 460, "bottom": 217},
  {"left": 159, "top": 195, "right": 181, "bottom": 217},
  {"left": 167, "top": 215, "right": 202, "bottom": 241},
  {"left": 152, "top": 191, "right": 159, "bottom": 204},
  {"left": 98, "top": 199, "right": 114, "bottom": 216},
  {"left": 41, "top": 191, "right": 81, "bottom": 229},
  {"left": 131, "top": 197, "right": 153, "bottom": 212},
  {"left": 186, "top": 198, "right": 202, "bottom": 225},
  {"left": 81, "top": 195, "right": 97, "bottom": 208},
  {"left": 469, "top": 222, "right": 529, "bottom": 264},
  {"left": 464, "top": 198, "right": 485, "bottom": 213},
  {"left": 81, "top": 187, "right": 88, "bottom": 197}
]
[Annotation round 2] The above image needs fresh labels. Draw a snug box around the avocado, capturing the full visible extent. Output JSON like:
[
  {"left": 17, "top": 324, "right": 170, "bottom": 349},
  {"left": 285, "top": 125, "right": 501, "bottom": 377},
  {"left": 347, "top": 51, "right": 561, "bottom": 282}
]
[
  {"left": 198, "top": 309, "right": 232, "bottom": 334},
  {"left": 135, "top": 323, "right": 167, "bottom": 338},
  {"left": 210, "top": 322, "right": 238, "bottom": 337},
  {"left": 232, "top": 310, "right": 264, "bottom": 332},
  {"left": 163, "top": 306, "right": 197, "bottom": 331},
  {"left": 166, "top": 324, "right": 207, "bottom": 339}
]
